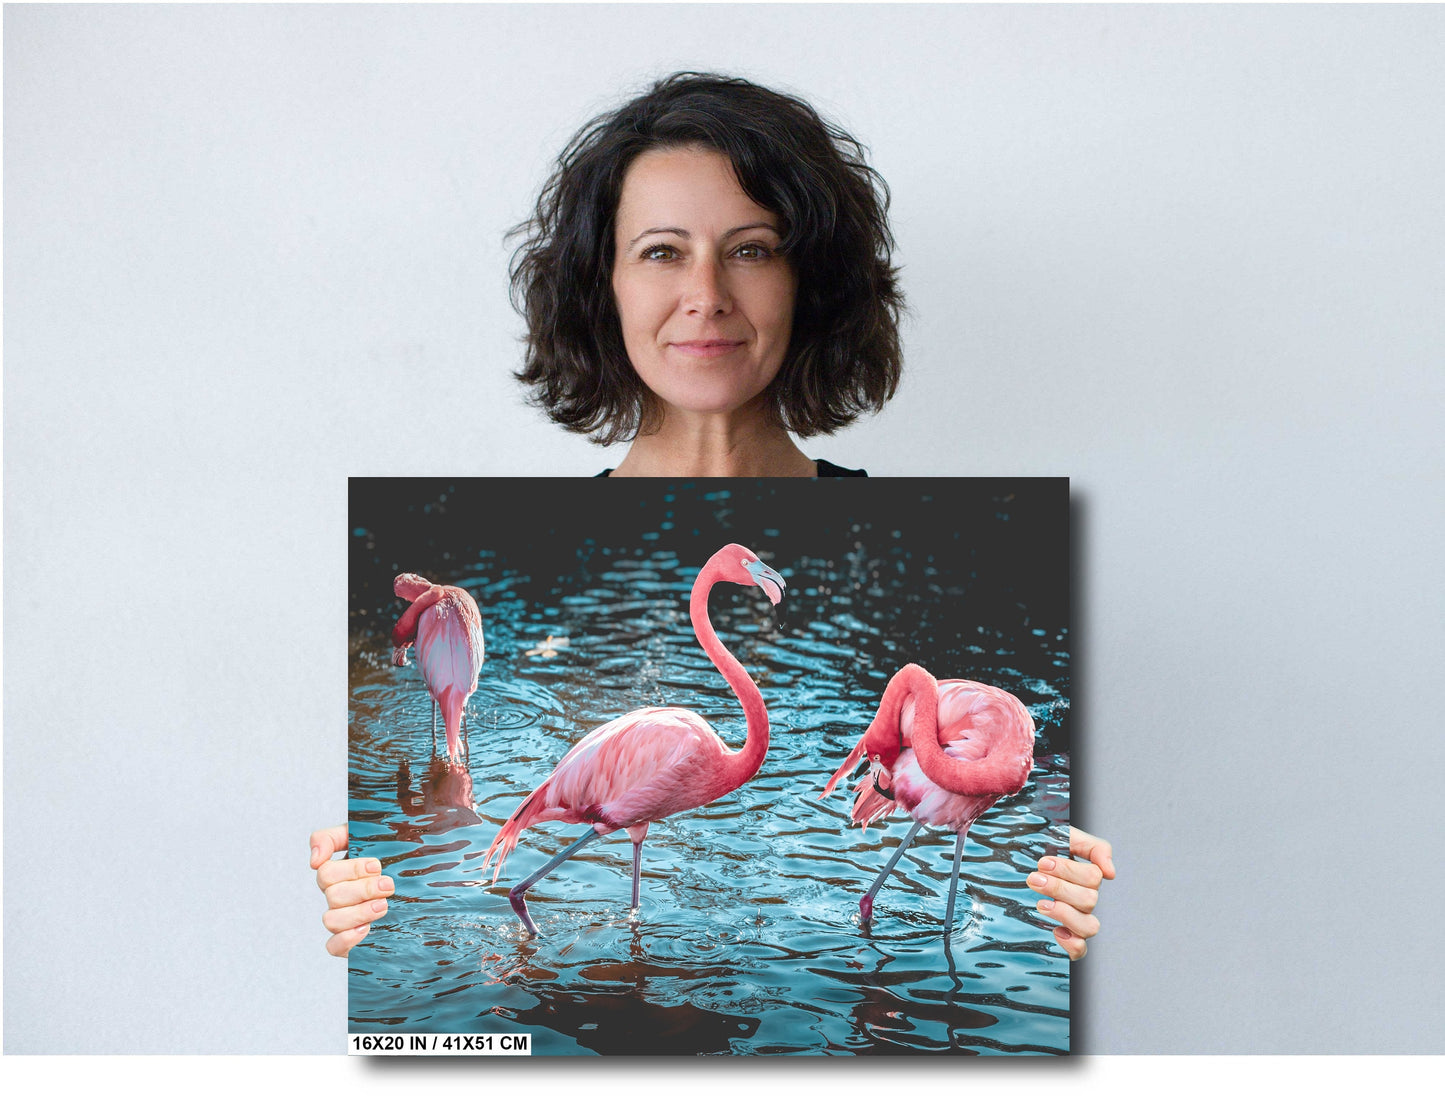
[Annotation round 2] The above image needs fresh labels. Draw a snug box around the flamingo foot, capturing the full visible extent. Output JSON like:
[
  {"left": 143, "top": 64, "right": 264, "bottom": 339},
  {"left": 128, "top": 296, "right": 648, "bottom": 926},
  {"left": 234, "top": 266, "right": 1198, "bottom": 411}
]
[
  {"left": 859, "top": 894, "right": 874, "bottom": 927},
  {"left": 504, "top": 830, "right": 600, "bottom": 939},
  {"left": 508, "top": 885, "right": 541, "bottom": 937}
]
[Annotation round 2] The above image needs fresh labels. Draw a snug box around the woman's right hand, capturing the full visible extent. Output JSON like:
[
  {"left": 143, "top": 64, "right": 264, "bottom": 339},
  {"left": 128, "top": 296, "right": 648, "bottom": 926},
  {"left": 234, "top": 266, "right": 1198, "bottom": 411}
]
[{"left": 310, "top": 824, "right": 393, "bottom": 957}]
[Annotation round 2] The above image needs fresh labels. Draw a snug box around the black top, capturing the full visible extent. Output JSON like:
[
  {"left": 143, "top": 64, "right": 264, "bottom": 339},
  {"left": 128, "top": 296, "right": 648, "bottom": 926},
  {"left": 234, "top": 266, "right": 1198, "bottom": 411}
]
[{"left": 596, "top": 458, "right": 866, "bottom": 478}]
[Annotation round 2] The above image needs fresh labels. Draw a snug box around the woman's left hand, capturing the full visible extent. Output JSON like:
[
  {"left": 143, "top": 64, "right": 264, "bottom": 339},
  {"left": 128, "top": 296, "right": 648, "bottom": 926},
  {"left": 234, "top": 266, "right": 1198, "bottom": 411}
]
[{"left": 1028, "top": 826, "right": 1115, "bottom": 960}]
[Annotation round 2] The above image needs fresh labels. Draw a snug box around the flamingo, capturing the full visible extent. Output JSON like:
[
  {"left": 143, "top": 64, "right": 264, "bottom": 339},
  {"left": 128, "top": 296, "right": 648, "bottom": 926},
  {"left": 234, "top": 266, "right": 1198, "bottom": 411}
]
[
  {"left": 481, "top": 543, "right": 785, "bottom": 937},
  {"left": 822, "top": 663, "right": 1035, "bottom": 936},
  {"left": 390, "top": 573, "right": 485, "bottom": 765}
]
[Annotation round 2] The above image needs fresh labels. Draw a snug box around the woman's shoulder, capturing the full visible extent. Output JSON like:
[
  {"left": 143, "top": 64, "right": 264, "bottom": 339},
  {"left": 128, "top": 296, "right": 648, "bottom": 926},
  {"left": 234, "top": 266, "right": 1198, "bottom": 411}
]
[
  {"left": 592, "top": 462, "right": 861, "bottom": 479},
  {"left": 814, "top": 459, "right": 867, "bottom": 477},
  {"left": 596, "top": 461, "right": 866, "bottom": 478}
]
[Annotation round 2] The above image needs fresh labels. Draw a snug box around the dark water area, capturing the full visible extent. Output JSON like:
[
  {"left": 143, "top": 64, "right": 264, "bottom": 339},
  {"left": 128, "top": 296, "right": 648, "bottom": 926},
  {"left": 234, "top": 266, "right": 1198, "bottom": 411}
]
[{"left": 347, "top": 478, "right": 1070, "bottom": 1055}]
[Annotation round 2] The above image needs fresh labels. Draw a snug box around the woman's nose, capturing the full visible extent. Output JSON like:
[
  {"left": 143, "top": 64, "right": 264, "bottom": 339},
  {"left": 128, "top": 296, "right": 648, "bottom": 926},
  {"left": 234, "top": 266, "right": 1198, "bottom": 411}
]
[{"left": 682, "top": 257, "right": 732, "bottom": 316}]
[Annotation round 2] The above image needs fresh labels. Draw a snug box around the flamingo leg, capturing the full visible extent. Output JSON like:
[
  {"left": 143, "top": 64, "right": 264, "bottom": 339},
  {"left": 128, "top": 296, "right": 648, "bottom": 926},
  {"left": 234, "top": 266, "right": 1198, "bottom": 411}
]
[
  {"left": 508, "top": 830, "right": 601, "bottom": 938},
  {"left": 943, "top": 830, "right": 966, "bottom": 937},
  {"left": 430, "top": 699, "right": 438, "bottom": 756},
  {"left": 859, "top": 820, "right": 925, "bottom": 927}
]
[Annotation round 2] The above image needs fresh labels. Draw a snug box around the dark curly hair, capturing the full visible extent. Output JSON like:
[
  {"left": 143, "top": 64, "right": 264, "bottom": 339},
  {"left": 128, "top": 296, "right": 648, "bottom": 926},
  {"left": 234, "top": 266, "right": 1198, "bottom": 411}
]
[{"left": 509, "top": 72, "right": 904, "bottom": 445}]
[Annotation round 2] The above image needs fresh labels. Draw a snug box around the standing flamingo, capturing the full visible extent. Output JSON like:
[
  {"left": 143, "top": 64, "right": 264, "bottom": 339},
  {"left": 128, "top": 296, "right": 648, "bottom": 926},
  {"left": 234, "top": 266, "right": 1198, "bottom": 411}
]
[
  {"left": 481, "top": 543, "right": 785, "bottom": 937},
  {"left": 390, "top": 573, "right": 485, "bottom": 765},
  {"left": 822, "top": 663, "right": 1034, "bottom": 936}
]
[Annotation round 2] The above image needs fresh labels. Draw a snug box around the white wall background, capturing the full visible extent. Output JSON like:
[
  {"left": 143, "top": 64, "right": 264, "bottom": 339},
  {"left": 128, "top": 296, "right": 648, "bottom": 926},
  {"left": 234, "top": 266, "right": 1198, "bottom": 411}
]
[{"left": 6, "top": 4, "right": 1443, "bottom": 1054}]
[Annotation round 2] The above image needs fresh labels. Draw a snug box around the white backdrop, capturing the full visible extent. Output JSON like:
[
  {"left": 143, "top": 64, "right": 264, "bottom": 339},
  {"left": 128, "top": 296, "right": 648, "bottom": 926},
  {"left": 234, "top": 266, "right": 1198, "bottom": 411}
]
[{"left": 6, "top": 3, "right": 1443, "bottom": 1054}]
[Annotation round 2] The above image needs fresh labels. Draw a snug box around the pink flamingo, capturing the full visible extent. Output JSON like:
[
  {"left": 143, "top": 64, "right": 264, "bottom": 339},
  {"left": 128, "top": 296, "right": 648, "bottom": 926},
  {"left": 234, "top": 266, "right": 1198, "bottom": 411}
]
[
  {"left": 822, "top": 663, "right": 1035, "bottom": 936},
  {"left": 390, "top": 573, "right": 485, "bottom": 765},
  {"left": 481, "top": 543, "right": 785, "bottom": 937}
]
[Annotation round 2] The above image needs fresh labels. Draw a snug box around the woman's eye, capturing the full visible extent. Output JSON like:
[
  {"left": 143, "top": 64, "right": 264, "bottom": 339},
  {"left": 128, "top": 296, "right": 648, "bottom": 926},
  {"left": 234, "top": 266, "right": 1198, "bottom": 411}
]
[
  {"left": 641, "top": 244, "right": 678, "bottom": 262},
  {"left": 733, "top": 243, "right": 774, "bottom": 260}
]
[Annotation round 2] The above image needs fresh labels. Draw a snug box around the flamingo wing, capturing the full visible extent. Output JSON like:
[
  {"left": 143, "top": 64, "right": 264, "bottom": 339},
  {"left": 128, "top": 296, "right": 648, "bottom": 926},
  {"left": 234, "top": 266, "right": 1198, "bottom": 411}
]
[
  {"left": 898, "top": 679, "right": 1035, "bottom": 797},
  {"left": 548, "top": 707, "right": 721, "bottom": 823},
  {"left": 415, "top": 591, "right": 484, "bottom": 698}
]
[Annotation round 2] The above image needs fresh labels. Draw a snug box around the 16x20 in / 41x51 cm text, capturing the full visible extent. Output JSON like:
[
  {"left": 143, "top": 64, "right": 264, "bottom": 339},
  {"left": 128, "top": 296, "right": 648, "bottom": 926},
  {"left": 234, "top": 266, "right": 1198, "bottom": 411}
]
[{"left": 348, "top": 1033, "right": 531, "bottom": 1056}]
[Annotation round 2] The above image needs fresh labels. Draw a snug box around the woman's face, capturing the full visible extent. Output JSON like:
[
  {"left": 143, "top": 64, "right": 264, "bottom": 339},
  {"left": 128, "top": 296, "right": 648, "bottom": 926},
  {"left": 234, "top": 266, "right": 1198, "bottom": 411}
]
[{"left": 611, "top": 146, "right": 797, "bottom": 422}]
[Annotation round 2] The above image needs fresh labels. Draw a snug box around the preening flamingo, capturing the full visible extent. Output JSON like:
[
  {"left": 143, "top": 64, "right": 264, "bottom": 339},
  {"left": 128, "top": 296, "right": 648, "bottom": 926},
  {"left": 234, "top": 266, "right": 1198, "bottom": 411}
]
[
  {"left": 822, "top": 663, "right": 1034, "bottom": 936},
  {"left": 481, "top": 543, "right": 785, "bottom": 937},
  {"left": 390, "top": 574, "right": 485, "bottom": 765}
]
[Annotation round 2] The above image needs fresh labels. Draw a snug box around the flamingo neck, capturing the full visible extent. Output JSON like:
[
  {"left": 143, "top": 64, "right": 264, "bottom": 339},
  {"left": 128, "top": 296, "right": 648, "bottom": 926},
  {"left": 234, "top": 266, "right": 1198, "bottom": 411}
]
[
  {"left": 870, "top": 663, "right": 939, "bottom": 769},
  {"left": 691, "top": 557, "right": 769, "bottom": 791}
]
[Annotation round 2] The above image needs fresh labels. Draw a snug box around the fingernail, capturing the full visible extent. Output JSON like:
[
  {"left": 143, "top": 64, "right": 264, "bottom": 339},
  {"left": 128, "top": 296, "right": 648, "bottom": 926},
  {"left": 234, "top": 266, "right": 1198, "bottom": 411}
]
[
  {"left": 1037, "top": 898, "right": 1055, "bottom": 911},
  {"left": 371, "top": 899, "right": 388, "bottom": 914},
  {"left": 366, "top": 859, "right": 381, "bottom": 874},
  {"left": 1039, "top": 857, "right": 1056, "bottom": 871},
  {"left": 380, "top": 877, "right": 394, "bottom": 893},
  {"left": 1028, "top": 873, "right": 1048, "bottom": 888},
  {"left": 311, "top": 846, "right": 320, "bottom": 864}
]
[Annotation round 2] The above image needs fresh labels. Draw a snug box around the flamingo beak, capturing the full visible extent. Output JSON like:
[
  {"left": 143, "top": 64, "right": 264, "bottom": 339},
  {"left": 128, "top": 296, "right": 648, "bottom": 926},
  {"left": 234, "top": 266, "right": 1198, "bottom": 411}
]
[{"left": 744, "top": 560, "right": 786, "bottom": 608}]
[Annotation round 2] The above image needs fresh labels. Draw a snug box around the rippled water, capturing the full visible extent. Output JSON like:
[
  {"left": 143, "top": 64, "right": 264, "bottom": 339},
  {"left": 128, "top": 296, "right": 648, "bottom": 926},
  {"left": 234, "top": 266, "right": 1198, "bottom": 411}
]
[{"left": 348, "top": 479, "right": 1070, "bottom": 1055}]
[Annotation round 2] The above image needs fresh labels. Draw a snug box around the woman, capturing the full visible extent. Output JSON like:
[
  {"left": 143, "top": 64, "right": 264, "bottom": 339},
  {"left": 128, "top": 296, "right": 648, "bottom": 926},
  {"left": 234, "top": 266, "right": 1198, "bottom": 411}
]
[
  {"left": 509, "top": 71, "right": 899, "bottom": 478},
  {"left": 314, "top": 72, "right": 1114, "bottom": 958}
]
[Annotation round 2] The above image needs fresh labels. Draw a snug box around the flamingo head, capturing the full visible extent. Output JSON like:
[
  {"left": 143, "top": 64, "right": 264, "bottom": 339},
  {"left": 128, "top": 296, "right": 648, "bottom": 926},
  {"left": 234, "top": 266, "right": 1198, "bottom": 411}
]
[
  {"left": 859, "top": 720, "right": 904, "bottom": 770},
  {"left": 712, "top": 543, "right": 786, "bottom": 607},
  {"left": 393, "top": 572, "right": 435, "bottom": 602}
]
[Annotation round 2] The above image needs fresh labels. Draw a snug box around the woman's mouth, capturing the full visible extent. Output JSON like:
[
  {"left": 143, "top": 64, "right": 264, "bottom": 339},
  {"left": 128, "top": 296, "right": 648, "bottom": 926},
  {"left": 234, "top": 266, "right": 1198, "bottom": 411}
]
[{"left": 670, "top": 339, "right": 745, "bottom": 357}]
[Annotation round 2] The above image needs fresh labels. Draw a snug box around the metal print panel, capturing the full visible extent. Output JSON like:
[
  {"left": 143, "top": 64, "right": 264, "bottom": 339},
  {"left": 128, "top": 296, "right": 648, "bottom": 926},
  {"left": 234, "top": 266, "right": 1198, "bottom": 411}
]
[{"left": 347, "top": 478, "right": 1070, "bottom": 1055}]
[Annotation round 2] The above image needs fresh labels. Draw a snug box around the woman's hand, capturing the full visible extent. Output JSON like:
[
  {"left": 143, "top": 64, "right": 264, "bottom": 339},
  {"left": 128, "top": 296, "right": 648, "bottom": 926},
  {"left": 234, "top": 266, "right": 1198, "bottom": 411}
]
[
  {"left": 1028, "top": 826, "right": 1115, "bottom": 961},
  {"left": 310, "top": 824, "right": 394, "bottom": 957}
]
